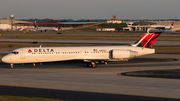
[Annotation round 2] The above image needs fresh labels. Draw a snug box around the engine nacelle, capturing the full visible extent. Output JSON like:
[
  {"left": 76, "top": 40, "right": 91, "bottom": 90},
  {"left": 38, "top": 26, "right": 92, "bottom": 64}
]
[{"left": 110, "top": 49, "right": 138, "bottom": 59}]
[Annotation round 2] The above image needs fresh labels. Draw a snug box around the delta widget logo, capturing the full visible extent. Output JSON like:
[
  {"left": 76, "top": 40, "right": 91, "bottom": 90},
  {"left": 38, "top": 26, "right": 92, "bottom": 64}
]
[{"left": 28, "top": 49, "right": 32, "bottom": 53}]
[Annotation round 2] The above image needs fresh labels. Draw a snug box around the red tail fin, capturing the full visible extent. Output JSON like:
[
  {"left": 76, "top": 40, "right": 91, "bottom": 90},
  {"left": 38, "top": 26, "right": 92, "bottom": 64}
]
[
  {"left": 33, "top": 21, "right": 38, "bottom": 28},
  {"left": 133, "top": 33, "right": 161, "bottom": 48}
]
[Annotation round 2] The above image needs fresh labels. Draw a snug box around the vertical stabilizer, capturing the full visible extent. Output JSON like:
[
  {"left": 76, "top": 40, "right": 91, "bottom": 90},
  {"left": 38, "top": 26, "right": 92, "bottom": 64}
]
[
  {"left": 133, "top": 32, "right": 161, "bottom": 48},
  {"left": 33, "top": 21, "right": 38, "bottom": 29}
]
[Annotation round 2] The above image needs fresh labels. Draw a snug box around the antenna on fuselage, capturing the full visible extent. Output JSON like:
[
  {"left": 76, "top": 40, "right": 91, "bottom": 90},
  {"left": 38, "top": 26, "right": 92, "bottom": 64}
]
[{"left": 39, "top": 45, "right": 42, "bottom": 48}]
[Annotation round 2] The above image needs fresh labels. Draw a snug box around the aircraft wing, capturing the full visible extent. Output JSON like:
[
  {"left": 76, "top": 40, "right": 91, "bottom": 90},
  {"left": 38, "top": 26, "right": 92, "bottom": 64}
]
[{"left": 74, "top": 58, "right": 128, "bottom": 62}]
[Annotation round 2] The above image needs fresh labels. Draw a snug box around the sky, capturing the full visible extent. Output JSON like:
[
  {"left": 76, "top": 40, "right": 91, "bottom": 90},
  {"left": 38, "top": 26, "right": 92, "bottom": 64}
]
[{"left": 0, "top": 0, "right": 180, "bottom": 20}]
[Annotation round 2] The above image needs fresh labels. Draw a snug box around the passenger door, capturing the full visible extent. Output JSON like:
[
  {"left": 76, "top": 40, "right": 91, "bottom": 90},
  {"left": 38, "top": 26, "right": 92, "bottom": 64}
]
[{"left": 20, "top": 50, "right": 25, "bottom": 59}]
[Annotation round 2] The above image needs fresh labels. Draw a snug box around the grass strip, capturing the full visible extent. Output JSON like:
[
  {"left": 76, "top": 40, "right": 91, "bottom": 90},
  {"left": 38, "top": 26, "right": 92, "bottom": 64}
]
[
  {"left": 0, "top": 35, "right": 139, "bottom": 40},
  {"left": 0, "top": 31, "right": 142, "bottom": 35},
  {"left": 154, "top": 47, "right": 180, "bottom": 54},
  {"left": 0, "top": 95, "right": 65, "bottom": 101},
  {"left": 0, "top": 43, "right": 94, "bottom": 48},
  {"left": 0, "top": 56, "right": 3, "bottom": 63},
  {"left": 1, "top": 35, "right": 180, "bottom": 40}
]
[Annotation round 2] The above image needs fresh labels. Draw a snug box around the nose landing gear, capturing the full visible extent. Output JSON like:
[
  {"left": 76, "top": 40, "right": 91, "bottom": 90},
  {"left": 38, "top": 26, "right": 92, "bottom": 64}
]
[{"left": 10, "top": 64, "right": 14, "bottom": 69}]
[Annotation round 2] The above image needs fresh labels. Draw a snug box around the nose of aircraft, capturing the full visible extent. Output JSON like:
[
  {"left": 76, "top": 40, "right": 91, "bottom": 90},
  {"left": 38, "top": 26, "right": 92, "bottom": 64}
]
[{"left": 1, "top": 56, "right": 10, "bottom": 63}]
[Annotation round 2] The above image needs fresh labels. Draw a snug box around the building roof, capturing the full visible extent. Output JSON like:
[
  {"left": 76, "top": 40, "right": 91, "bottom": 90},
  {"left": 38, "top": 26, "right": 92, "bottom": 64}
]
[
  {"left": 58, "top": 22, "right": 98, "bottom": 24},
  {"left": 12, "top": 22, "right": 85, "bottom": 27},
  {"left": 0, "top": 19, "right": 31, "bottom": 24}
]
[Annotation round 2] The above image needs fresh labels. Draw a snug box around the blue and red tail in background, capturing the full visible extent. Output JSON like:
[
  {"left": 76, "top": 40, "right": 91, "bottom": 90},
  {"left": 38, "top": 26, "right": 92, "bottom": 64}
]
[{"left": 33, "top": 21, "right": 38, "bottom": 28}]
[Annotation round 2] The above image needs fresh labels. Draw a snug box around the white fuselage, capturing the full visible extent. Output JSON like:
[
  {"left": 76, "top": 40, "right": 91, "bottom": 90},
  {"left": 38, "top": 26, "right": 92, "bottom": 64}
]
[
  {"left": 34, "top": 27, "right": 58, "bottom": 31},
  {"left": 2, "top": 45, "right": 154, "bottom": 64}
]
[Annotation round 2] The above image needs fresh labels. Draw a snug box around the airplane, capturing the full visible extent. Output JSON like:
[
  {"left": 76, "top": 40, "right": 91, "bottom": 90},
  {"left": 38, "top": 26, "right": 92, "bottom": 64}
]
[
  {"left": 150, "top": 23, "right": 174, "bottom": 30},
  {"left": 33, "top": 21, "right": 58, "bottom": 32},
  {"left": 1, "top": 26, "right": 174, "bottom": 68}
]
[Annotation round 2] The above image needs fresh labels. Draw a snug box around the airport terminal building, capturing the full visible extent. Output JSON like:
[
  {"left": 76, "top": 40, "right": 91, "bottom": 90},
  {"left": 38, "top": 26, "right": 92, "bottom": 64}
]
[
  {"left": 123, "top": 22, "right": 180, "bottom": 31},
  {"left": 0, "top": 18, "right": 33, "bottom": 31},
  {"left": 0, "top": 18, "right": 98, "bottom": 31}
]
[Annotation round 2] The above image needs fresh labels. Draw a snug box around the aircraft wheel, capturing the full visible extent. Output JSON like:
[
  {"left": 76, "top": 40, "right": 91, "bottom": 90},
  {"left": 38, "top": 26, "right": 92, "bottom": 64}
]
[
  {"left": 10, "top": 64, "right": 14, "bottom": 69},
  {"left": 91, "top": 62, "right": 97, "bottom": 68},
  {"left": 87, "top": 63, "right": 92, "bottom": 67}
]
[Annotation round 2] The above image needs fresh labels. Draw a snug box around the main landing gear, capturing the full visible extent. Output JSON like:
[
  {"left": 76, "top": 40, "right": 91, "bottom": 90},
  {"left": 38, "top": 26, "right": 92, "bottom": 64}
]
[
  {"left": 86, "top": 61, "right": 108, "bottom": 68},
  {"left": 87, "top": 62, "right": 97, "bottom": 68}
]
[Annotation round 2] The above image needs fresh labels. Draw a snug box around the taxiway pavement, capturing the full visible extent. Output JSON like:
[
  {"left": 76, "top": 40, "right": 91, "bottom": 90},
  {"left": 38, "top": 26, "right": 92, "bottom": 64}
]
[{"left": 0, "top": 54, "right": 180, "bottom": 99}]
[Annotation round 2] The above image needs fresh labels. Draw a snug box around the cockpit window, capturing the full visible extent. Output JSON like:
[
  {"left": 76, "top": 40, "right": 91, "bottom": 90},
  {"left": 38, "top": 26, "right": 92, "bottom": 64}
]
[{"left": 11, "top": 51, "right": 19, "bottom": 55}]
